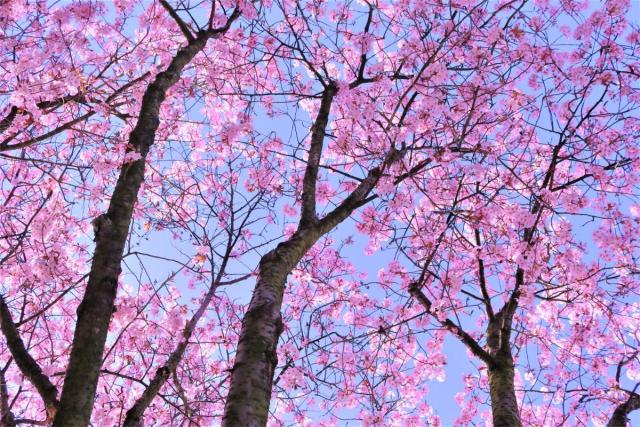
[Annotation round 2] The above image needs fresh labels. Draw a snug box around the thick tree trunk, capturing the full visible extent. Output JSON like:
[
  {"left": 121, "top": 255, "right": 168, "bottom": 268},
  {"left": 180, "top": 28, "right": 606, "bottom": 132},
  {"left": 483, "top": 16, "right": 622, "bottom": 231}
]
[
  {"left": 607, "top": 394, "right": 640, "bottom": 427},
  {"left": 52, "top": 34, "right": 209, "bottom": 427},
  {"left": 488, "top": 360, "right": 521, "bottom": 427},
  {"left": 222, "top": 229, "right": 319, "bottom": 427}
]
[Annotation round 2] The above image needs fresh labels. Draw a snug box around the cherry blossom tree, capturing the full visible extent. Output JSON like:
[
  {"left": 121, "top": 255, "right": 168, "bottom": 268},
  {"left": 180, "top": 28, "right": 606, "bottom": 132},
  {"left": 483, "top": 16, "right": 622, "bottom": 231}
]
[
  {"left": 221, "top": 0, "right": 534, "bottom": 424},
  {"left": 0, "top": 0, "right": 639, "bottom": 426},
  {"left": 358, "top": 1, "right": 640, "bottom": 425},
  {"left": 1, "top": 0, "right": 248, "bottom": 424}
]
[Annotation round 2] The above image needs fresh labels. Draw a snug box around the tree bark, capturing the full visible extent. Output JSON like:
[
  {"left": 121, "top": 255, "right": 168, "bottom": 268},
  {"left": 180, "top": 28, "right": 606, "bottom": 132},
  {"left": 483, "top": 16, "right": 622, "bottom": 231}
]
[
  {"left": 485, "top": 292, "right": 522, "bottom": 427},
  {"left": 222, "top": 83, "right": 341, "bottom": 426},
  {"left": 52, "top": 33, "right": 210, "bottom": 427},
  {"left": 607, "top": 394, "right": 640, "bottom": 427},
  {"left": 222, "top": 228, "right": 320, "bottom": 427},
  {"left": 488, "top": 359, "right": 521, "bottom": 427},
  {"left": 0, "top": 295, "right": 58, "bottom": 418}
]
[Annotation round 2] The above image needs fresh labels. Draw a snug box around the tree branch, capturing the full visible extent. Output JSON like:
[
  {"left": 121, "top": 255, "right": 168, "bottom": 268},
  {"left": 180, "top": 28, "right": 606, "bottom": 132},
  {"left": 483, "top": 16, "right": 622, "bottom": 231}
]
[
  {"left": 409, "top": 283, "right": 495, "bottom": 367},
  {"left": 474, "top": 229, "right": 494, "bottom": 320},
  {"left": 0, "top": 294, "right": 58, "bottom": 418},
  {"left": 318, "top": 146, "right": 406, "bottom": 233},
  {"left": 52, "top": 15, "right": 238, "bottom": 424},
  {"left": 158, "top": 0, "right": 195, "bottom": 42},
  {"left": 300, "top": 84, "right": 337, "bottom": 226}
]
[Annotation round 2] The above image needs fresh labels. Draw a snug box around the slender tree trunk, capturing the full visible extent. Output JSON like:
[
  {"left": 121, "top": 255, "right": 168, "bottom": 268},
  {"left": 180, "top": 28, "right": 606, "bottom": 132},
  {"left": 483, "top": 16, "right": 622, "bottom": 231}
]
[
  {"left": 488, "top": 359, "right": 521, "bottom": 427},
  {"left": 412, "top": 283, "right": 523, "bottom": 427},
  {"left": 52, "top": 34, "right": 210, "bottom": 427},
  {"left": 222, "top": 228, "right": 319, "bottom": 426}
]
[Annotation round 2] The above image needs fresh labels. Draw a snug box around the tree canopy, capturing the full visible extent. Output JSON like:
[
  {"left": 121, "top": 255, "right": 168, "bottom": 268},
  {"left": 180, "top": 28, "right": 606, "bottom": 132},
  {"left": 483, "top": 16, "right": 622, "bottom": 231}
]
[{"left": 1, "top": 0, "right": 639, "bottom": 426}]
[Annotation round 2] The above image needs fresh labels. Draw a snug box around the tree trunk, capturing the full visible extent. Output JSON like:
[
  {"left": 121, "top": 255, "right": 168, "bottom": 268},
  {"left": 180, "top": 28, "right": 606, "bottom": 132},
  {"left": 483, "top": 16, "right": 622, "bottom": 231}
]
[
  {"left": 221, "top": 77, "right": 402, "bottom": 424},
  {"left": 222, "top": 228, "right": 319, "bottom": 427},
  {"left": 488, "top": 360, "right": 521, "bottom": 427},
  {"left": 52, "top": 34, "right": 209, "bottom": 427},
  {"left": 608, "top": 408, "right": 631, "bottom": 427},
  {"left": 607, "top": 394, "right": 640, "bottom": 427},
  {"left": 482, "top": 271, "right": 522, "bottom": 427}
]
